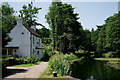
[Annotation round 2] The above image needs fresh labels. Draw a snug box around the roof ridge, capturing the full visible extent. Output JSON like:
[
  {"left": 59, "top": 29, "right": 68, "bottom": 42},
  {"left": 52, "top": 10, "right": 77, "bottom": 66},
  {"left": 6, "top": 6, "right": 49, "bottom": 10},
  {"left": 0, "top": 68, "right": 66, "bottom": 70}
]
[{"left": 24, "top": 26, "right": 41, "bottom": 38}]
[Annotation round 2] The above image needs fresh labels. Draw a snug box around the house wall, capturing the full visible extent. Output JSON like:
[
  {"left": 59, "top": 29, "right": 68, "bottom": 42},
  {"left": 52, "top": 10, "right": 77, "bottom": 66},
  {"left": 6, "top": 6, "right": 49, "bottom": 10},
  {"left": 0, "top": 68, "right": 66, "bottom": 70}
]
[
  {"left": 8, "top": 17, "right": 31, "bottom": 57},
  {"left": 31, "top": 35, "right": 43, "bottom": 58}
]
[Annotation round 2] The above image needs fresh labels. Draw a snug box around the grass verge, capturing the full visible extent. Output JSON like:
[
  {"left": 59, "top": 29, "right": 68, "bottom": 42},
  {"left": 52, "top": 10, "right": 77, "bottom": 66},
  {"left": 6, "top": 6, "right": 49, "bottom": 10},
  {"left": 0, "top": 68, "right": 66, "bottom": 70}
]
[
  {"left": 94, "top": 58, "right": 120, "bottom": 61},
  {"left": 95, "top": 58, "right": 120, "bottom": 69},
  {"left": 9, "top": 61, "right": 42, "bottom": 67},
  {"left": 39, "top": 68, "right": 75, "bottom": 80}
]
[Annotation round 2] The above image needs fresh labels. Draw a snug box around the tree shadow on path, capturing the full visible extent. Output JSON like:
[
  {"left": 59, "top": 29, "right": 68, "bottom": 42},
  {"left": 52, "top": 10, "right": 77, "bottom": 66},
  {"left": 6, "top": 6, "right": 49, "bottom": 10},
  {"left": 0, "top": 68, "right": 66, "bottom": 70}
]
[{"left": 3, "top": 68, "right": 27, "bottom": 78}]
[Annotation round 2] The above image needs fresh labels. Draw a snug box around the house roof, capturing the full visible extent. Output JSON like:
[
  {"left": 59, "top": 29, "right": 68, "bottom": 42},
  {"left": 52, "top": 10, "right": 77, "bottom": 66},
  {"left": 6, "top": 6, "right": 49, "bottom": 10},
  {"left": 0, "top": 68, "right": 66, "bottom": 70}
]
[
  {"left": 25, "top": 26, "right": 41, "bottom": 38},
  {"left": 4, "top": 45, "right": 19, "bottom": 49}
]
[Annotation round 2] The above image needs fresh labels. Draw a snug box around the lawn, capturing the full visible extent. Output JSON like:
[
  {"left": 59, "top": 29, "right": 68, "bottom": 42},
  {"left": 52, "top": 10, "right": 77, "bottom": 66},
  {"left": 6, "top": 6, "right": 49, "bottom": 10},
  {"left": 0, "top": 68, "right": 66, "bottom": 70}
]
[
  {"left": 10, "top": 61, "right": 42, "bottom": 67},
  {"left": 95, "top": 58, "right": 120, "bottom": 69},
  {"left": 94, "top": 58, "right": 120, "bottom": 61}
]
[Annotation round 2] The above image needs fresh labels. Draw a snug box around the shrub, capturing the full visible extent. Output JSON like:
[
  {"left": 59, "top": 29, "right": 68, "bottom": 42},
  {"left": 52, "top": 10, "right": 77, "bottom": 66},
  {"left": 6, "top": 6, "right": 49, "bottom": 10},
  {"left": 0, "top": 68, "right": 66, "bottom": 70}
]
[
  {"left": 41, "top": 45, "right": 55, "bottom": 61},
  {"left": 15, "top": 57, "right": 24, "bottom": 64},
  {"left": 102, "top": 51, "right": 114, "bottom": 58},
  {"left": 2, "top": 54, "right": 41, "bottom": 67},
  {"left": 113, "top": 50, "right": 120, "bottom": 57},
  {"left": 48, "top": 54, "right": 78, "bottom": 76}
]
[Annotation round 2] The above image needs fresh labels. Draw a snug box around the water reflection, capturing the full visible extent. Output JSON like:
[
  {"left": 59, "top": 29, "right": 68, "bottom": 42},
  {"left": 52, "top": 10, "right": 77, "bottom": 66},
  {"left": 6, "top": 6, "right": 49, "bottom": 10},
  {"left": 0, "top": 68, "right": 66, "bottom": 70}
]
[{"left": 70, "top": 58, "right": 120, "bottom": 80}]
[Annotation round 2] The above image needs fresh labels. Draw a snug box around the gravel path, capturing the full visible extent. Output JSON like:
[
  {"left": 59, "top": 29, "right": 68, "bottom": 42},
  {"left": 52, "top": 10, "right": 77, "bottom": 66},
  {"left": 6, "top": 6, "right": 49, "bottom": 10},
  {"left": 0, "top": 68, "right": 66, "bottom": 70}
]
[{"left": 4, "top": 62, "right": 48, "bottom": 79}]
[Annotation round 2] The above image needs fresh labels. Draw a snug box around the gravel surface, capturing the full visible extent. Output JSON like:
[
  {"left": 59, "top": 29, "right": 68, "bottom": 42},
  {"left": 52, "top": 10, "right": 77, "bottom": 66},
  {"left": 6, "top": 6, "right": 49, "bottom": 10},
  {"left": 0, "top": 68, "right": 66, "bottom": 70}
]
[{"left": 4, "top": 62, "right": 48, "bottom": 79}]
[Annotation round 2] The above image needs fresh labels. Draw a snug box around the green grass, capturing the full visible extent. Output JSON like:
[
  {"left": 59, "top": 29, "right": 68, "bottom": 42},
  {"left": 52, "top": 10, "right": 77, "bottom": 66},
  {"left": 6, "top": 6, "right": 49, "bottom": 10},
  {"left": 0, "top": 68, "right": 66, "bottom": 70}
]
[
  {"left": 39, "top": 68, "right": 72, "bottom": 80},
  {"left": 95, "top": 58, "right": 120, "bottom": 70},
  {"left": 94, "top": 58, "right": 120, "bottom": 61},
  {"left": 39, "top": 68, "right": 78, "bottom": 80},
  {"left": 10, "top": 61, "right": 42, "bottom": 67}
]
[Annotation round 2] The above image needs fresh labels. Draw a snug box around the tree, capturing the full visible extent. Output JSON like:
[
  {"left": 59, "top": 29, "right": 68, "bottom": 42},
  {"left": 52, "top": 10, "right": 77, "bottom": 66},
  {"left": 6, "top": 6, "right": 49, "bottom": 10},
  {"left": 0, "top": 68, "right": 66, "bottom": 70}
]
[
  {"left": 91, "top": 12, "right": 120, "bottom": 57},
  {"left": 37, "top": 27, "right": 50, "bottom": 38},
  {"left": 82, "top": 29, "right": 92, "bottom": 52},
  {"left": 0, "top": 2, "right": 16, "bottom": 47},
  {"left": 45, "top": 2, "right": 62, "bottom": 50},
  {"left": 46, "top": 2, "right": 83, "bottom": 54},
  {"left": 105, "top": 12, "right": 120, "bottom": 57},
  {"left": 91, "top": 28, "right": 98, "bottom": 52},
  {"left": 19, "top": 2, "right": 41, "bottom": 27},
  {"left": 37, "top": 27, "right": 51, "bottom": 44},
  {"left": 96, "top": 25, "right": 106, "bottom": 57}
]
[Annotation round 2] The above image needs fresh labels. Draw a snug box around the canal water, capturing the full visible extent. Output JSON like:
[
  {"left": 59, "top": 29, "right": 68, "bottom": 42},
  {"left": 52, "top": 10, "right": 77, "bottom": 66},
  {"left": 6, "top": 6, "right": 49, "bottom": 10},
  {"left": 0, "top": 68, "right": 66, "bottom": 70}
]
[{"left": 70, "top": 58, "right": 120, "bottom": 80}]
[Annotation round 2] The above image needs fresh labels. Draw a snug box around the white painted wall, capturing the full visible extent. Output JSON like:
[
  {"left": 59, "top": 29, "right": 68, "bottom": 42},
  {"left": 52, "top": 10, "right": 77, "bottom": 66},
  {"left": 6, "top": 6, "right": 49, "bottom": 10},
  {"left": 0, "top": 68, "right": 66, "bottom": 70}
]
[
  {"left": 7, "top": 17, "right": 31, "bottom": 57},
  {"left": 31, "top": 35, "right": 43, "bottom": 58},
  {"left": 6, "top": 17, "right": 43, "bottom": 58}
]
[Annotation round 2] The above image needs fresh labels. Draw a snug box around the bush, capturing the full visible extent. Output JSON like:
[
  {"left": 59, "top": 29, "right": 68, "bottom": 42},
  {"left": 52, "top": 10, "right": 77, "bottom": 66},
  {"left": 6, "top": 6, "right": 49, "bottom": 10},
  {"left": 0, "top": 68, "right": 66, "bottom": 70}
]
[
  {"left": 41, "top": 45, "right": 55, "bottom": 61},
  {"left": 2, "top": 54, "right": 41, "bottom": 67},
  {"left": 48, "top": 54, "right": 78, "bottom": 76},
  {"left": 113, "top": 50, "right": 120, "bottom": 58},
  {"left": 15, "top": 57, "right": 24, "bottom": 64},
  {"left": 102, "top": 51, "right": 114, "bottom": 58}
]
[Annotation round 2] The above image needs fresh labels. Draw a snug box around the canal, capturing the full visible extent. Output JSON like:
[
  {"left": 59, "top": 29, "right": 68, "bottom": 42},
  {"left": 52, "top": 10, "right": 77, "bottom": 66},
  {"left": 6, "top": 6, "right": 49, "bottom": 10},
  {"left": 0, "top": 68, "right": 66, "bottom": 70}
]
[{"left": 70, "top": 58, "right": 120, "bottom": 80}]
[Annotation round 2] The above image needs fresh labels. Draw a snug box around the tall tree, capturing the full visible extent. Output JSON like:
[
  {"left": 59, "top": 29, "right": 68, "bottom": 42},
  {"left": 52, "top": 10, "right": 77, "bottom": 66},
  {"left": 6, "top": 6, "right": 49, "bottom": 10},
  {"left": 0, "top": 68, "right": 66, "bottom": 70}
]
[
  {"left": 105, "top": 12, "right": 120, "bottom": 53},
  {"left": 19, "top": 2, "right": 41, "bottom": 27},
  {"left": 0, "top": 2, "right": 16, "bottom": 47},
  {"left": 37, "top": 27, "right": 50, "bottom": 38},
  {"left": 82, "top": 29, "right": 92, "bottom": 52},
  {"left": 45, "top": 2, "right": 62, "bottom": 50},
  {"left": 96, "top": 25, "right": 106, "bottom": 57},
  {"left": 37, "top": 27, "right": 51, "bottom": 44},
  {"left": 92, "top": 12, "right": 120, "bottom": 57},
  {"left": 46, "top": 2, "right": 83, "bottom": 54}
]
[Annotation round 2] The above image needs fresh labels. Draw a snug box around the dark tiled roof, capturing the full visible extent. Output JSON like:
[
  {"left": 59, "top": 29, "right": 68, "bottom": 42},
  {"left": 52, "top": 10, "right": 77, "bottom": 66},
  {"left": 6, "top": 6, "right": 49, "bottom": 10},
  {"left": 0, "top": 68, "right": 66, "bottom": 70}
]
[{"left": 25, "top": 26, "right": 41, "bottom": 38}]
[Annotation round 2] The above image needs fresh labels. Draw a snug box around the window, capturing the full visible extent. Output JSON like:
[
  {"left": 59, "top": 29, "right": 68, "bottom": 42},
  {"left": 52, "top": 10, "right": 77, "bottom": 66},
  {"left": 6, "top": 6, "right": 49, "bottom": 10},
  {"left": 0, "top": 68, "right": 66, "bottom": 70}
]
[{"left": 37, "top": 51, "right": 39, "bottom": 55}]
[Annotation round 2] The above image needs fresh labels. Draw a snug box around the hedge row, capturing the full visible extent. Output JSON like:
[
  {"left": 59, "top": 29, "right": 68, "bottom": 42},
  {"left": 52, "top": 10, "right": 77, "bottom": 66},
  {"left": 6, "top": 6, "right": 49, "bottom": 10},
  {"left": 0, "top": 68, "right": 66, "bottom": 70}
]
[{"left": 2, "top": 55, "right": 41, "bottom": 67}]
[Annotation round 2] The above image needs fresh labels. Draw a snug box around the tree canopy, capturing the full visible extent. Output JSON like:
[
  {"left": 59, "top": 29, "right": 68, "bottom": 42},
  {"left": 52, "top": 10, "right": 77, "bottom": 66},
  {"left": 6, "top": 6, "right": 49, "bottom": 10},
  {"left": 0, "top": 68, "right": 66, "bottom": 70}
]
[
  {"left": 0, "top": 2, "right": 16, "bottom": 47},
  {"left": 46, "top": 2, "right": 83, "bottom": 54},
  {"left": 91, "top": 12, "right": 120, "bottom": 57},
  {"left": 19, "top": 2, "right": 41, "bottom": 27}
]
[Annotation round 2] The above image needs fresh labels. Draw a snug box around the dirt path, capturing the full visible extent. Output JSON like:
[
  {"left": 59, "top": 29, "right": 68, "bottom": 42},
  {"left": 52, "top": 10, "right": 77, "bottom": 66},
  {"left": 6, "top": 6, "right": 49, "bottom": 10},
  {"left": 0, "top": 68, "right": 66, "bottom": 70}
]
[{"left": 4, "top": 62, "right": 48, "bottom": 79}]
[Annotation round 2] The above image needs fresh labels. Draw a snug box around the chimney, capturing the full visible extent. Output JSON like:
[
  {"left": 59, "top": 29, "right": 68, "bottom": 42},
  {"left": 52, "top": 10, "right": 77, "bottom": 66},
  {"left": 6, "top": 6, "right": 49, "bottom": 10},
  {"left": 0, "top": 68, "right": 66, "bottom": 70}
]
[{"left": 31, "top": 26, "right": 36, "bottom": 31}]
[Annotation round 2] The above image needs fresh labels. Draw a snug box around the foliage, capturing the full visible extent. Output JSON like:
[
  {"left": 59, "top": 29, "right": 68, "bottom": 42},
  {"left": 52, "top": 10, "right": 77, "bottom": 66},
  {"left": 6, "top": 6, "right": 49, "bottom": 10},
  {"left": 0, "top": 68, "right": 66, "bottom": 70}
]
[
  {"left": 81, "top": 29, "right": 93, "bottom": 52},
  {"left": 41, "top": 44, "right": 55, "bottom": 61},
  {"left": 0, "top": 2, "right": 16, "bottom": 47},
  {"left": 46, "top": 2, "right": 83, "bottom": 54},
  {"left": 102, "top": 50, "right": 120, "bottom": 58},
  {"left": 48, "top": 54, "right": 78, "bottom": 76},
  {"left": 11, "top": 61, "right": 42, "bottom": 67},
  {"left": 2, "top": 55, "right": 41, "bottom": 67},
  {"left": 37, "top": 27, "right": 52, "bottom": 44},
  {"left": 37, "top": 27, "right": 51, "bottom": 38},
  {"left": 19, "top": 2, "right": 41, "bottom": 27},
  {"left": 96, "top": 25, "right": 106, "bottom": 57},
  {"left": 91, "top": 12, "right": 120, "bottom": 57},
  {"left": 102, "top": 52, "right": 114, "bottom": 58}
]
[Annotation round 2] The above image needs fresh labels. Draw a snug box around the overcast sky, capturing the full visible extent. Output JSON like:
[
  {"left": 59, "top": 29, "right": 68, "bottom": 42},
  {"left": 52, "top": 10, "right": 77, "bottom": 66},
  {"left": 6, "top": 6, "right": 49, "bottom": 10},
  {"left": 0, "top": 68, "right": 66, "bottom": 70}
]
[{"left": 3, "top": 2, "right": 118, "bottom": 30}]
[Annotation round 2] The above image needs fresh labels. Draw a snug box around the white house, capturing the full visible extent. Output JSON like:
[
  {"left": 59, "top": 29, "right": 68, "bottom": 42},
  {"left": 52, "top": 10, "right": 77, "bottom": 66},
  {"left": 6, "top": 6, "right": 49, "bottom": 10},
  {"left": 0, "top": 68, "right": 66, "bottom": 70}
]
[{"left": 4, "top": 16, "right": 43, "bottom": 58}]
